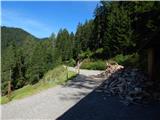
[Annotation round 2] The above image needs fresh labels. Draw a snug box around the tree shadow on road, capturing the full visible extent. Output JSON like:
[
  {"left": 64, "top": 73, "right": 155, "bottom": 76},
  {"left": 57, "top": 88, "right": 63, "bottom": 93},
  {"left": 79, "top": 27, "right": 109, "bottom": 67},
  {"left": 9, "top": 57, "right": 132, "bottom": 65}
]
[
  {"left": 56, "top": 70, "right": 160, "bottom": 120},
  {"left": 59, "top": 74, "right": 104, "bottom": 101},
  {"left": 63, "top": 74, "right": 103, "bottom": 89}
]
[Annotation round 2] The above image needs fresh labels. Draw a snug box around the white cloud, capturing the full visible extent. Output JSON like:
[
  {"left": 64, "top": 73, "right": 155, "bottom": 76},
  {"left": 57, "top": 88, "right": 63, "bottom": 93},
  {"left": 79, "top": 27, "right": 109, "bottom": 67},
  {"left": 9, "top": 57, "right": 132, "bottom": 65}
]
[{"left": 1, "top": 8, "right": 52, "bottom": 38}]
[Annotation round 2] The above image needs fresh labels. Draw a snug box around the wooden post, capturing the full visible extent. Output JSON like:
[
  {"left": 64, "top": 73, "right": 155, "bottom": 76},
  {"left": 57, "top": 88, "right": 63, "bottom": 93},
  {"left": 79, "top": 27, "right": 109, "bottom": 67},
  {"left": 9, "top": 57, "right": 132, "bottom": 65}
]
[
  {"left": 66, "top": 66, "right": 68, "bottom": 80},
  {"left": 148, "top": 48, "right": 155, "bottom": 81},
  {"left": 7, "top": 81, "right": 11, "bottom": 100},
  {"left": 77, "top": 61, "right": 80, "bottom": 74},
  {"left": 8, "top": 69, "right": 12, "bottom": 100}
]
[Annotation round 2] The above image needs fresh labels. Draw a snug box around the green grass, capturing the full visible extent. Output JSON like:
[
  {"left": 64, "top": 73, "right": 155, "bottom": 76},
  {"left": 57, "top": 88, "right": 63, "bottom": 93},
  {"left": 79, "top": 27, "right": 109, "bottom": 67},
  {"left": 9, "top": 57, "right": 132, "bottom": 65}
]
[
  {"left": 110, "top": 53, "right": 140, "bottom": 68},
  {"left": 80, "top": 59, "right": 106, "bottom": 70},
  {"left": 0, "top": 66, "right": 76, "bottom": 104}
]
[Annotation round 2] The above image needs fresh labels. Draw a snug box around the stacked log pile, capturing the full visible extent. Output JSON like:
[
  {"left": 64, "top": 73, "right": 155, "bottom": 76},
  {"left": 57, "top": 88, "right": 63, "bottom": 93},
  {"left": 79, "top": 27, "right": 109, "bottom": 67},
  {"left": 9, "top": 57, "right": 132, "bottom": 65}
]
[
  {"left": 96, "top": 63, "right": 160, "bottom": 105},
  {"left": 95, "top": 63, "right": 123, "bottom": 79}
]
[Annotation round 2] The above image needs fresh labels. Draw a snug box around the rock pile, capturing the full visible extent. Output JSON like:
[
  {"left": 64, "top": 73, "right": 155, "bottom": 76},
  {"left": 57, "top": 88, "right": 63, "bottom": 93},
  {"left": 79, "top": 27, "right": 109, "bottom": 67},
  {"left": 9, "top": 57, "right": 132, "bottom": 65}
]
[{"left": 96, "top": 63, "right": 160, "bottom": 105}]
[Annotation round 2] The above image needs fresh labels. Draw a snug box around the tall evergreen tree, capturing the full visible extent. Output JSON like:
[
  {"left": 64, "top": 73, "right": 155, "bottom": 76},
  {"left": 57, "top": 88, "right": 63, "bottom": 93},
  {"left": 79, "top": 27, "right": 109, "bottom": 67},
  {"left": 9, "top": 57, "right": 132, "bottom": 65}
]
[{"left": 56, "top": 29, "right": 73, "bottom": 61}]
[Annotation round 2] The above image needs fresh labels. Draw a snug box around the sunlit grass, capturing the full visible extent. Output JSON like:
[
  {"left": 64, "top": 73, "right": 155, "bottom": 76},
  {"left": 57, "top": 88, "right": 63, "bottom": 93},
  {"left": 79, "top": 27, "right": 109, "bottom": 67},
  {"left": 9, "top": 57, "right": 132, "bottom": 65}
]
[
  {"left": 1, "top": 66, "right": 77, "bottom": 104},
  {"left": 80, "top": 59, "right": 106, "bottom": 70}
]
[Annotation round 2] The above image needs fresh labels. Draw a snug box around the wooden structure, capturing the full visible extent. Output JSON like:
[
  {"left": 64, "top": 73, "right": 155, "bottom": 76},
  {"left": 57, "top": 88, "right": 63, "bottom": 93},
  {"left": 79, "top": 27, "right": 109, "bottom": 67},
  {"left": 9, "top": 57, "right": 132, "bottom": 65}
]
[
  {"left": 146, "top": 38, "right": 160, "bottom": 81},
  {"left": 7, "top": 81, "right": 12, "bottom": 100},
  {"left": 132, "top": 10, "right": 160, "bottom": 81}
]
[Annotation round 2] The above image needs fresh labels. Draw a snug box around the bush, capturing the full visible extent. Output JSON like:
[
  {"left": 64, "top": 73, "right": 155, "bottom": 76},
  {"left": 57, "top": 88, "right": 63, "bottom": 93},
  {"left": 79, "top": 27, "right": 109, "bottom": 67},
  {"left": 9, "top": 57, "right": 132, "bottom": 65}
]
[
  {"left": 111, "top": 53, "right": 140, "bottom": 68},
  {"left": 80, "top": 60, "right": 106, "bottom": 70},
  {"left": 79, "top": 49, "right": 94, "bottom": 59},
  {"left": 65, "top": 59, "right": 76, "bottom": 67}
]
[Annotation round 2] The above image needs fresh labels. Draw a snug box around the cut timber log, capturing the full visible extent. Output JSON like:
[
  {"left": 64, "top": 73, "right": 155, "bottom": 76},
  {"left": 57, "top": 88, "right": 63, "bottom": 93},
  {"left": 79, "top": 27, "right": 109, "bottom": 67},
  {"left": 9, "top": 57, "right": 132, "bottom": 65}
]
[{"left": 95, "top": 63, "right": 159, "bottom": 105}]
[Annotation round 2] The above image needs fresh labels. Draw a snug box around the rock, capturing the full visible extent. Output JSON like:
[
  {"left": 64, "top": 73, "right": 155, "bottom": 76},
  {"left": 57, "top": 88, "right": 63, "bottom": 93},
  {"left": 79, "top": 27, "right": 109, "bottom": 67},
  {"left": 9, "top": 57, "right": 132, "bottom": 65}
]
[{"left": 134, "top": 88, "right": 142, "bottom": 92}]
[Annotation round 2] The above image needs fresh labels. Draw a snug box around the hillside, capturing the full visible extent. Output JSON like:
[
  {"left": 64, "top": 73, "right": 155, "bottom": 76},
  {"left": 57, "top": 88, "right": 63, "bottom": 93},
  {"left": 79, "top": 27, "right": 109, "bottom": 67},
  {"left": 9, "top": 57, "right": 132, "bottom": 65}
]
[
  {"left": 1, "top": 26, "right": 39, "bottom": 50},
  {"left": 1, "top": 26, "right": 58, "bottom": 96}
]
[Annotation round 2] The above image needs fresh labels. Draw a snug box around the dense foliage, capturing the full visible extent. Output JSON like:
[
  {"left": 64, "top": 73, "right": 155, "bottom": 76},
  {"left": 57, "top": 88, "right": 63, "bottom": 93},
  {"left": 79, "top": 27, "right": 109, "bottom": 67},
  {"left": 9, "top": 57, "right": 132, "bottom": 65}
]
[
  {"left": 2, "top": 1, "right": 160, "bottom": 95},
  {"left": 1, "top": 27, "right": 60, "bottom": 95},
  {"left": 80, "top": 59, "right": 106, "bottom": 70}
]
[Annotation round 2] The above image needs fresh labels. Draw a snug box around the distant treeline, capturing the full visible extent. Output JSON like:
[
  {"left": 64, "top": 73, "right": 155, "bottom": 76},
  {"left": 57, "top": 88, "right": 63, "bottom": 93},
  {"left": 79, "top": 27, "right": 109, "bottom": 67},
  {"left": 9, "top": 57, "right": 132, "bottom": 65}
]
[{"left": 2, "top": 1, "right": 160, "bottom": 95}]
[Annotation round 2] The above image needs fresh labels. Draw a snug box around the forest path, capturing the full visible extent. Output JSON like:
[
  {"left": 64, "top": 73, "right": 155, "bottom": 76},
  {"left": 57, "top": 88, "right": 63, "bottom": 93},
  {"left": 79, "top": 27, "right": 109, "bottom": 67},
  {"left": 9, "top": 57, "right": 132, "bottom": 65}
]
[{"left": 1, "top": 68, "right": 105, "bottom": 120}]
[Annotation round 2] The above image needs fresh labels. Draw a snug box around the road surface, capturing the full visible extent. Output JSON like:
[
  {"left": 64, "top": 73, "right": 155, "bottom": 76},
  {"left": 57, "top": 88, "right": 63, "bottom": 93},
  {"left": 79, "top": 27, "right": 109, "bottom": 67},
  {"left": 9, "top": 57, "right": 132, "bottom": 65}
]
[{"left": 1, "top": 68, "right": 105, "bottom": 120}]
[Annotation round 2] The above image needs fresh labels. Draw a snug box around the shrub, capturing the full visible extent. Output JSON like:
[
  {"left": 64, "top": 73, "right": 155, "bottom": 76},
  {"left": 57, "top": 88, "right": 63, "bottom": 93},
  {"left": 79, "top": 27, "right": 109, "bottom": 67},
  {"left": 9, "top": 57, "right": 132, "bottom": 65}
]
[
  {"left": 80, "top": 60, "right": 106, "bottom": 70},
  {"left": 111, "top": 53, "right": 140, "bottom": 68},
  {"left": 79, "top": 49, "right": 94, "bottom": 59},
  {"left": 65, "top": 59, "right": 76, "bottom": 67}
]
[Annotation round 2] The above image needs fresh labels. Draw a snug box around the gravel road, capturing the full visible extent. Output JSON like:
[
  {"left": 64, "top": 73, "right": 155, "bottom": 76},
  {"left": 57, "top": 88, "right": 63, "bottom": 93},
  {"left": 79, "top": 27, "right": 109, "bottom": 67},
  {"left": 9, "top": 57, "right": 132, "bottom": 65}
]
[{"left": 1, "top": 68, "right": 105, "bottom": 120}]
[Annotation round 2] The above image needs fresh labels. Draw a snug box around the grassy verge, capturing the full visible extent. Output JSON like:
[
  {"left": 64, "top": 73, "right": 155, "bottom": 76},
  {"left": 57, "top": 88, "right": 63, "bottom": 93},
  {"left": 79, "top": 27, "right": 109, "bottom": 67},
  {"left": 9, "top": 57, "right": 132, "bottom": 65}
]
[
  {"left": 80, "top": 59, "right": 106, "bottom": 70},
  {"left": 0, "top": 66, "right": 76, "bottom": 104},
  {"left": 109, "top": 53, "right": 140, "bottom": 68}
]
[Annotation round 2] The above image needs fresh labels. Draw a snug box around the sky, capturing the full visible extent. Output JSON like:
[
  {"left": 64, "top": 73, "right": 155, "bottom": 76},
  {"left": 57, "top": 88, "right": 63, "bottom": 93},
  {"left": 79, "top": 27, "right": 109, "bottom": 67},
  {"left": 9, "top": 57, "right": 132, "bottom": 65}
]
[{"left": 1, "top": 1, "right": 99, "bottom": 38}]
